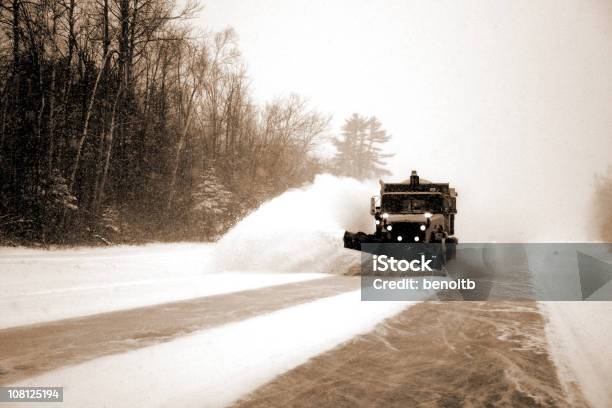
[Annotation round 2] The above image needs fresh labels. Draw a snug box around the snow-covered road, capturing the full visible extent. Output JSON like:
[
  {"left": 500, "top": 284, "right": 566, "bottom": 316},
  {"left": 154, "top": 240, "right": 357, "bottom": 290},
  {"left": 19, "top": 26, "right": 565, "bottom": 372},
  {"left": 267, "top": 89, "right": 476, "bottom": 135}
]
[
  {"left": 0, "top": 243, "right": 412, "bottom": 407},
  {"left": 8, "top": 291, "right": 412, "bottom": 408},
  {"left": 0, "top": 275, "right": 362, "bottom": 385},
  {"left": 1, "top": 243, "right": 611, "bottom": 407}
]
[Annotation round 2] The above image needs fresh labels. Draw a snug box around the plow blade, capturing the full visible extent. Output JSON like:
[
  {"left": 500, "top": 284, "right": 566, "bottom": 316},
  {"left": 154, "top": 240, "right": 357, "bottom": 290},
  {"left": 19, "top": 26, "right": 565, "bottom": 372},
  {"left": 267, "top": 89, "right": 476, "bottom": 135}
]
[{"left": 343, "top": 231, "right": 382, "bottom": 251}]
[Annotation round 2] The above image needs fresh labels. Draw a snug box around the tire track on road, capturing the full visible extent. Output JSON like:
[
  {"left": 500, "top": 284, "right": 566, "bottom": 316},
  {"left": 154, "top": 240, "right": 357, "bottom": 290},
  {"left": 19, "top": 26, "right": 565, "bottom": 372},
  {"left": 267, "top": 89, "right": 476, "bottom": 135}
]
[{"left": 0, "top": 276, "right": 359, "bottom": 385}]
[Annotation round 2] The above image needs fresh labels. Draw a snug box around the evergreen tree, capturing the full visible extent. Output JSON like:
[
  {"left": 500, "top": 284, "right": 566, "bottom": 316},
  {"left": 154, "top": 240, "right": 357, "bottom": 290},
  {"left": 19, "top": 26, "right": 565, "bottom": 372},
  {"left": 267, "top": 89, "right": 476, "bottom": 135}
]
[{"left": 332, "top": 114, "right": 393, "bottom": 179}]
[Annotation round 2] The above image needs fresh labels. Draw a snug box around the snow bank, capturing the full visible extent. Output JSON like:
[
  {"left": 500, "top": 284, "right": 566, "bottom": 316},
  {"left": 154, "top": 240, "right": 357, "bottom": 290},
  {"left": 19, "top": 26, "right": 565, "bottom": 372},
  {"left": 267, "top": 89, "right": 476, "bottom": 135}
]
[
  {"left": 214, "top": 174, "right": 376, "bottom": 273},
  {"left": 13, "top": 291, "right": 413, "bottom": 408},
  {"left": 0, "top": 243, "right": 325, "bottom": 329},
  {"left": 541, "top": 302, "right": 612, "bottom": 408}
]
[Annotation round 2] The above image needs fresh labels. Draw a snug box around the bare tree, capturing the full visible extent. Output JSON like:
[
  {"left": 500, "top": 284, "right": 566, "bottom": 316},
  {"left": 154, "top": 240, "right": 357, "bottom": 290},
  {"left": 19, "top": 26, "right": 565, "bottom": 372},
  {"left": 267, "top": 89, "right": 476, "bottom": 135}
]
[
  {"left": 167, "top": 40, "right": 207, "bottom": 210},
  {"left": 0, "top": 0, "right": 333, "bottom": 244}
]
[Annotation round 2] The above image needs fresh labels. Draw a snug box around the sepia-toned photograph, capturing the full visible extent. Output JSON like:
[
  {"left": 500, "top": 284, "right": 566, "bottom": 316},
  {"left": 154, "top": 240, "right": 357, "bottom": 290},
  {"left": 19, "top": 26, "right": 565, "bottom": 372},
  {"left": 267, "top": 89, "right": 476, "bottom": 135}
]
[{"left": 0, "top": 0, "right": 611, "bottom": 407}]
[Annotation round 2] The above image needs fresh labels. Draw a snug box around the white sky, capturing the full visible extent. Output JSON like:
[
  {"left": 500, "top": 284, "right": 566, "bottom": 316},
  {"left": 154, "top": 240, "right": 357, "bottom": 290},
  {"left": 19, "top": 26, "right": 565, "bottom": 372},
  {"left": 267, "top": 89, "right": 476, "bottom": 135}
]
[{"left": 197, "top": 0, "right": 612, "bottom": 241}]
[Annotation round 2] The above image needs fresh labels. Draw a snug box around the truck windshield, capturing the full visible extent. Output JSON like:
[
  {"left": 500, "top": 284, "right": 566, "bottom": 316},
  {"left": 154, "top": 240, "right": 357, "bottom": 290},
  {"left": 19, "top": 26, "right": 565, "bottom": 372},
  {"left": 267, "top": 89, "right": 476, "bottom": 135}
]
[{"left": 381, "top": 194, "right": 442, "bottom": 214}]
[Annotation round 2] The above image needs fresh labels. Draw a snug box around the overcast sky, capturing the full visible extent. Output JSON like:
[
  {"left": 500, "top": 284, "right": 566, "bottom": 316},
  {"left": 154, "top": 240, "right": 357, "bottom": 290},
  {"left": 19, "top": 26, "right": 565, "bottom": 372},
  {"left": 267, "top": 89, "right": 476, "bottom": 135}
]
[{"left": 198, "top": 0, "right": 611, "bottom": 241}]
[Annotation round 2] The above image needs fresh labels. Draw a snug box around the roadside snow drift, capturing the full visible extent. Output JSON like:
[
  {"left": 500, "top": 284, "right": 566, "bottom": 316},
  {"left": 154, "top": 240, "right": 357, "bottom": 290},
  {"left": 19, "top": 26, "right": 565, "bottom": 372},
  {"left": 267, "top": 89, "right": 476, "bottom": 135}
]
[
  {"left": 542, "top": 302, "right": 612, "bottom": 408},
  {"left": 0, "top": 244, "right": 325, "bottom": 329}
]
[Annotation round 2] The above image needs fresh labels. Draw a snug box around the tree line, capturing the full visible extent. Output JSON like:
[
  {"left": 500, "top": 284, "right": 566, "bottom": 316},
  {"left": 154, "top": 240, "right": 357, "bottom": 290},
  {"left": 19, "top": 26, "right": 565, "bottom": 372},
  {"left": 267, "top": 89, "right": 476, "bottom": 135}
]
[{"left": 0, "top": 0, "right": 393, "bottom": 245}]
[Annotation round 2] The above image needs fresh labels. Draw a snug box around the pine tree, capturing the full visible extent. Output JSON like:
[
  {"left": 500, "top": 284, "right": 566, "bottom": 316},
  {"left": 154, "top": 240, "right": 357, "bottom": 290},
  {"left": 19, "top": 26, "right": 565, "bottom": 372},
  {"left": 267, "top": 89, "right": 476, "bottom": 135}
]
[
  {"left": 364, "top": 116, "right": 393, "bottom": 178},
  {"left": 332, "top": 114, "right": 393, "bottom": 179},
  {"left": 191, "top": 170, "right": 235, "bottom": 239}
]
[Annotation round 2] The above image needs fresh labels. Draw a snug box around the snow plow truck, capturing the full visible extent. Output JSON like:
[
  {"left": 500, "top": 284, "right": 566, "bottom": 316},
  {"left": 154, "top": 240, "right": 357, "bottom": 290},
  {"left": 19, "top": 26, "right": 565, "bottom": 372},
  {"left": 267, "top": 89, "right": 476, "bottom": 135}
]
[{"left": 343, "top": 171, "right": 458, "bottom": 264}]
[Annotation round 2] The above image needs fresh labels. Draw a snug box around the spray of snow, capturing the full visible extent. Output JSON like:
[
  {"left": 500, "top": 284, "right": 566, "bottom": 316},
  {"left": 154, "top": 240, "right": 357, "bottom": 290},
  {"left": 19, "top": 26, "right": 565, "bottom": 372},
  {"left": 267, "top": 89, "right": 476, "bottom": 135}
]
[{"left": 214, "top": 174, "right": 377, "bottom": 273}]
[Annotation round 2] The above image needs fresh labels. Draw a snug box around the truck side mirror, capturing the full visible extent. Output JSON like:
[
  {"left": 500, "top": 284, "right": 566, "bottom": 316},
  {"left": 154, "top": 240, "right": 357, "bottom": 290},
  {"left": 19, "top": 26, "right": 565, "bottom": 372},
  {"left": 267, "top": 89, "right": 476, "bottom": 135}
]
[{"left": 370, "top": 197, "right": 376, "bottom": 215}]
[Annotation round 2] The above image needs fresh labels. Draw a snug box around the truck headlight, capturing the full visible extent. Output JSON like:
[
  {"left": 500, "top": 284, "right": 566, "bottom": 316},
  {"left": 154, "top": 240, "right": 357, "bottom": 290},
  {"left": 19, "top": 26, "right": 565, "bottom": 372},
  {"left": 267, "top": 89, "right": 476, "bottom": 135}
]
[
  {"left": 386, "top": 225, "right": 392, "bottom": 231},
  {"left": 375, "top": 220, "right": 380, "bottom": 225},
  {"left": 414, "top": 236, "right": 420, "bottom": 242},
  {"left": 424, "top": 212, "right": 432, "bottom": 218},
  {"left": 397, "top": 236, "right": 403, "bottom": 241},
  {"left": 420, "top": 225, "right": 426, "bottom": 231}
]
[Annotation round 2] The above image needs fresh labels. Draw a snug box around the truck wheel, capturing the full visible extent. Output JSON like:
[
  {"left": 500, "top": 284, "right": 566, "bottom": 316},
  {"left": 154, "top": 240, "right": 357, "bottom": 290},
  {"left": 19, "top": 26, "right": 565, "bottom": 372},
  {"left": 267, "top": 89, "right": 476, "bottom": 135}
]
[
  {"left": 446, "top": 237, "right": 458, "bottom": 260},
  {"left": 429, "top": 241, "right": 445, "bottom": 270}
]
